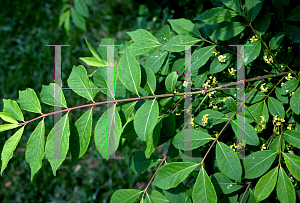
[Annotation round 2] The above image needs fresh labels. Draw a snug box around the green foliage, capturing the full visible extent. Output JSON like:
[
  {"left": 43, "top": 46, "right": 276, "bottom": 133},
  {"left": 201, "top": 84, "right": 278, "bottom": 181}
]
[{"left": 1, "top": 0, "right": 300, "bottom": 202}]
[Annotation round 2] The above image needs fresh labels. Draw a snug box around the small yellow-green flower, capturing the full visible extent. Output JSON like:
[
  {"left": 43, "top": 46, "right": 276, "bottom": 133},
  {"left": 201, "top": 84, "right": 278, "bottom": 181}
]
[
  {"left": 249, "top": 35, "right": 258, "bottom": 42},
  {"left": 218, "top": 55, "right": 227, "bottom": 63},
  {"left": 228, "top": 68, "right": 236, "bottom": 76},
  {"left": 285, "top": 73, "right": 292, "bottom": 80},
  {"left": 260, "top": 83, "right": 268, "bottom": 92}
]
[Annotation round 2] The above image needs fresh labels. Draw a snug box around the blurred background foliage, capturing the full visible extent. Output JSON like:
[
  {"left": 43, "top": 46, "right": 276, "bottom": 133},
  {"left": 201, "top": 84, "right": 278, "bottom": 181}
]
[{"left": 0, "top": 0, "right": 211, "bottom": 202}]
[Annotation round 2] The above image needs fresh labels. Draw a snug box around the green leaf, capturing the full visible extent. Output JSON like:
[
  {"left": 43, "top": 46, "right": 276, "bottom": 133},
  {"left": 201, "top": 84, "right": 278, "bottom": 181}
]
[
  {"left": 97, "top": 38, "right": 115, "bottom": 62},
  {"left": 58, "top": 11, "right": 69, "bottom": 27},
  {"left": 291, "top": 87, "right": 300, "bottom": 115},
  {"left": 194, "top": 71, "right": 208, "bottom": 87},
  {"left": 148, "top": 189, "right": 170, "bottom": 203},
  {"left": 0, "top": 124, "right": 20, "bottom": 133},
  {"left": 64, "top": 10, "right": 70, "bottom": 34},
  {"left": 134, "top": 100, "right": 159, "bottom": 141},
  {"left": 165, "top": 71, "right": 178, "bottom": 92},
  {"left": 210, "top": 172, "right": 243, "bottom": 195},
  {"left": 144, "top": 119, "right": 162, "bottom": 159},
  {"left": 161, "top": 113, "right": 175, "bottom": 136},
  {"left": 269, "top": 32, "right": 285, "bottom": 50},
  {"left": 168, "top": 18, "right": 202, "bottom": 38},
  {"left": 163, "top": 183, "right": 190, "bottom": 203},
  {"left": 94, "top": 105, "right": 122, "bottom": 159},
  {"left": 74, "top": 0, "right": 89, "bottom": 18},
  {"left": 93, "top": 67, "right": 114, "bottom": 98},
  {"left": 244, "top": 40, "right": 261, "bottom": 66},
  {"left": 245, "top": 101, "right": 269, "bottom": 124},
  {"left": 1, "top": 126, "right": 24, "bottom": 176},
  {"left": 195, "top": 109, "right": 227, "bottom": 127},
  {"left": 155, "top": 25, "right": 171, "bottom": 44},
  {"left": 45, "top": 113, "right": 70, "bottom": 176},
  {"left": 67, "top": 65, "right": 100, "bottom": 102},
  {"left": 17, "top": 88, "right": 42, "bottom": 114},
  {"left": 172, "top": 129, "right": 213, "bottom": 150},
  {"left": 70, "top": 108, "right": 93, "bottom": 162},
  {"left": 253, "top": 10, "right": 271, "bottom": 37},
  {"left": 192, "top": 45, "right": 215, "bottom": 71},
  {"left": 221, "top": 0, "right": 243, "bottom": 15},
  {"left": 171, "top": 58, "right": 185, "bottom": 77},
  {"left": 284, "top": 25, "right": 300, "bottom": 43},
  {"left": 161, "top": 35, "right": 201, "bottom": 52},
  {"left": 283, "top": 152, "right": 300, "bottom": 181},
  {"left": 286, "top": 5, "right": 300, "bottom": 21},
  {"left": 194, "top": 7, "right": 238, "bottom": 24},
  {"left": 254, "top": 167, "right": 278, "bottom": 202},
  {"left": 70, "top": 7, "right": 86, "bottom": 31},
  {"left": 230, "top": 120, "right": 260, "bottom": 146},
  {"left": 25, "top": 120, "right": 45, "bottom": 181},
  {"left": 145, "top": 51, "right": 168, "bottom": 73},
  {"left": 281, "top": 77, "right": 299, "bottom": 95},
  {"left": 0, "top": 112, "right": 18, "bottom": 124},
  {"left": 225, "top": 97, "right": 236, "bottom": 112},
  {"left": 141, "top": 66, "right": 156, "bottom": 94},
  {"left": 216, "top": 141, "right": 242, "bottom": 181},
  {"left": 3, "top": 99, "right": 24, "bottom": 122},
  {"left": 152, "top": 162, "right": 198, "bottom": 190},
  {"left": 130, "top": 151, "right": 159, "bottom": 174},
  {"left": 245, "top": 90, "right": 266, "bottom": 104},
  {"left": 117, "top": 101, "right": 137, "bottom": 122},
  {"left": 210, "top": 53, "right": 232, "bottom": 74},
  {"left": 245, "top": 0, "right": 264, "bottom": 22},
  {"left": 211, "top": 22, "right": 247, "bottom": 41},
  {"left": 127, "top": 41, "right": 161, "bottom": 56},
  {"left": 275, "top": 87, "right": 289, "bottom": 104},
  {"left": 127, "top": 29, "right": 160, "bottom": 44},
  {"left": 283, "top": 130, "right": 300, "bottom": 149},
  {"left": 79, "top": 57, "right": 105, "bottom": 67},
  {"left": 117, "top": 50, "right": 141, "bottom": 96},
  {"left": 192, "top": 165, "right": 217, "bottom": 203},
  {"left": 269, "top": 135, "right": 285, "bottom": 152},
  {"left": 110, "top": 189, "right": 142, "bottom": 203},
  {"left": 243, "top": 150, "right": 278, "bottom": 179},
  {"left": 40, "top": 83, "right": 68, "bottom": 108},
  {"left": 85, "top": 38, "right": 103, "bottom": 63},
  {"left": 267, "top": 97, "right": 285, "bottom": 118},
  {"left": 276, "top": 166, "right": 296, "bottom": 203}
]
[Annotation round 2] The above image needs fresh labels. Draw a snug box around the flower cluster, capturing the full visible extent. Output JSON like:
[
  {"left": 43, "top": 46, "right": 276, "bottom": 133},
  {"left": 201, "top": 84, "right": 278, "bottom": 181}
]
[
  {"left": 211, "top": 49, "right": 220, "bottom": 57},
  {"left": 218, "top": 55, "right": 227, "bottom": 63},
  {"left": 208, "top": 90, "right": 217, "bottom": 98},
  {"left": 202, "top": 114, "right": 209, "bottom": 126},
  {"left": 189, "top": 117, "right": 198, "bottom": 128},
  {"left": 263, "top": 55, "right": 274, "bottom": 64},
  {"left": 260, "top": 83, "right": 268, "bottom": 93},
  {"left": 183, "top": 81, "right": 190, "bottom": 87},
  {"left": 255, "top": 115, "right": 267, "bottom": 132},
  {"left": 272, "top": 116, "right": 285, "bottom": 134}
]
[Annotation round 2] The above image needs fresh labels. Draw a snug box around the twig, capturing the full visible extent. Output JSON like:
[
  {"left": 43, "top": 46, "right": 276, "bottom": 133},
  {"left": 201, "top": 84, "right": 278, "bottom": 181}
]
[{"left": 239, "top": 182, "right": 251, "bottom": 203}]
